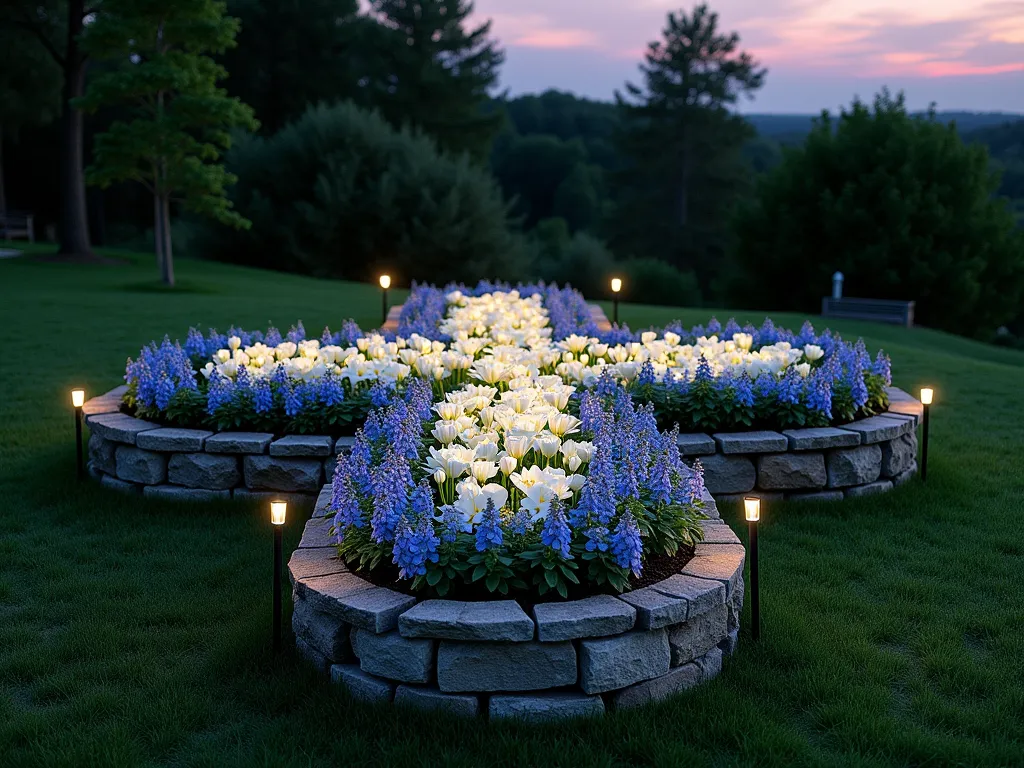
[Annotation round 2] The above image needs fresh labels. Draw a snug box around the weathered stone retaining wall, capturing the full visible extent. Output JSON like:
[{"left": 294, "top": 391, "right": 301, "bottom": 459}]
[
  {"left": 290, "top": 486, "right": 742, "bottom": 722},
  {"left": 680, "top": 387, "right": 924, "bottom": 503},
  {"left": 83, "top": 386, "right": 354, "bottom": 504},
  {"left": 84, "top": 384, "right": 922, "bottom": 506}
]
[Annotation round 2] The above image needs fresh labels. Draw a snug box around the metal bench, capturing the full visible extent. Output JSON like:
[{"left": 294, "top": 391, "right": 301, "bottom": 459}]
[
  {"left": 821, "top": 297, "right": 915, "bottom": 327},
  {"left": 0, "top": 212, "right": 35, "bottom": 243}
]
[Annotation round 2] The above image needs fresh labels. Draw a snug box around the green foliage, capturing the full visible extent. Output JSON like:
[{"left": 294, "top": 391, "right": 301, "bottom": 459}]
[
  {"left": 0, "top": 21, "right": 61, "bottom": 137},
  {"left": 78, "top": 0, "right": 257, "bottom": 225},
  {"left": 620, "top": 258, "right": 702, "bottom": 308},
  {"left": 628, "top": 372, "right": 889, "bottom": 432},
  {"left": 733, "top": 92, "right": 1024, "bottom": 337},
  {"left": 611, "top": 3, "right": 765, "bottom": 295},
  {"left": 201, "top": 101, "right": 527, "bottom": 284},
  {"left": 221, "top": 0, "right": 365, "bottom": 135},
  {"left": 75, "top": 0, "right": 257, "bottom": 285},
  {"left": 492, "top": 134, "right": 592, "bottom": 228},
  {"left": 534, "top": 226, "right": 618, "bottom": 299},
  {"left": 126, "top": 378, "right": 374, "bottom": 436},
  {"left": 366, "top": 0, "right": 504, "bottom": 160}
]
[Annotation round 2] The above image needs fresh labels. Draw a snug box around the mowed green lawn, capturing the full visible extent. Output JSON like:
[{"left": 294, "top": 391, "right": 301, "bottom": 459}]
[{"left": 2, "top": 246, "right": 1023, "bottom": 767}]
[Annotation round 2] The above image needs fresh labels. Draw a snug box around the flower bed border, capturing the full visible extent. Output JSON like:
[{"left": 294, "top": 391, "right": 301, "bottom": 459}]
[
  {"left": 82, "top": 385, "right": 354, "bottom": 506},
  {"left": 82, "top": 385, "right": 921, "bottom": 504},
  {"left": 679, "top": 386, "right": 923, "bottom": 502},
  {"left": 289, "top": 485, "right": 742, "bottom": 721}
]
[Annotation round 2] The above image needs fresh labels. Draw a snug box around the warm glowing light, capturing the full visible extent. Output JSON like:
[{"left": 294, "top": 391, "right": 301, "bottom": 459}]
[
  {"left": 744, "top": 497, "right": 761, "bottom": 522},
  {"left": 379, "top": 275, "right": 391, "bottom": 290},
  {"left": 920, "top": 387, "right": 934, "bottom": 406},
  {"left": 271, "top": 501, "right": 287, "bottom": 526},
  {"left": 71, "top": 389, "right": 85, "bottom": 408},
  {"left": 610, "top": 278, "right": 622, "bottom": 293}
]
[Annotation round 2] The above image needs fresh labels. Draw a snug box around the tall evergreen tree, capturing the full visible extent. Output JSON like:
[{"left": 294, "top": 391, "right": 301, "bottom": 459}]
[
  {"left": 610, "top": 4, "right": 765, "bottom": 294},
  {"left": 1, "top": 0, "right": 94, "bottom": 256},
  {"left": 222, "top": 0, "right": 367, "bottom": 135},
  {"left": 77, "top": 0, "right": 257, "bottom": 287},
  {"left": 367, "top": 0, "right": 504, "bottom": 160}
]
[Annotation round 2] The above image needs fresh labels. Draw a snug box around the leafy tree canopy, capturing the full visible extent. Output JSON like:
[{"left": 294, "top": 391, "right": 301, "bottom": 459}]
[{"left": 733, "top": 90, "right": 1024, "bottom": 336}]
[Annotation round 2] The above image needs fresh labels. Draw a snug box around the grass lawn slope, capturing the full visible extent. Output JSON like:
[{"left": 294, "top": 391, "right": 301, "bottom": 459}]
[{"left": 1, "top": 246, "right": 1023, "bottom": 767}]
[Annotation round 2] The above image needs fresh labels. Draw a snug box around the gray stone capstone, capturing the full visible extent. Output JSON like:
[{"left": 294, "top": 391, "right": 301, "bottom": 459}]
[
  {"left": 532, "top": 595, "right": 636, "bottom": 641},
  {"left": 399, "top": 600, "right": 534, "bottom": 641}
]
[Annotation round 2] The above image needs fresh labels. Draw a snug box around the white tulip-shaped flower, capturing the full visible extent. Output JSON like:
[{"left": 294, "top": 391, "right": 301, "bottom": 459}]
[
  {"left": 431, "top": 422, "right": 459, "bottom": 445},
  {"left": 455, "top": 482, "right": 509, "bottom": 524},
  {"left": 471, "top": 461, "right": 499, "bottom": 484},
  {"left": 536, "top": 435, "right": 561, "bottom": 459},
  {"left": 547, "top": 412, "right": 581, "bottom": 437},
  {"left": 804, "top": 344, "right": 824, "bottom": 361}
]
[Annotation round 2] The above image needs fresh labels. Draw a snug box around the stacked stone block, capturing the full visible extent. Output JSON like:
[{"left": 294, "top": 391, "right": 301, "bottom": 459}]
[
  {"left": 290, "top": 493, "right": 743, "bottom": 722},
  {"left": 83, "top": 386, "right": 356, "bottom": 503},
  {"left": 679, "top": 386, "right": 923, "bottom": 503}
]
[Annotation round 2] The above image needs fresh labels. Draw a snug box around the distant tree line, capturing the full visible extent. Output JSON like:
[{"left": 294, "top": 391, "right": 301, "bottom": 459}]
[{"left": 2, "top": 1, "right": 1022, "bottom": 336}]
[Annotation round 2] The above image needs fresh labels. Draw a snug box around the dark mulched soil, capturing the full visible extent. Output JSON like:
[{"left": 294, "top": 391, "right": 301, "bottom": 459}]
[{"left": 345, "top": 543, "right": 695, "bottom": 605}]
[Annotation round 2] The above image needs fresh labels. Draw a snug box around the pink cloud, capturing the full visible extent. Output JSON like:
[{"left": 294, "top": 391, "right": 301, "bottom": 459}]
[
  {"left": 916, "top": 61, "right": 1024, "bottom": 76},
  {"left": 512, "top": 29, "right": 599, "bottom": 49}
]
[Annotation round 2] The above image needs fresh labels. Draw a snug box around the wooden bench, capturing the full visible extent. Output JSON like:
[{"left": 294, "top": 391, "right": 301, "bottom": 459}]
[
  {"left": 0, "top": 212, "right": 35, "bottom": 243},
  {"left": 821, "top": 297, "right": 915, "bottom": 327}
]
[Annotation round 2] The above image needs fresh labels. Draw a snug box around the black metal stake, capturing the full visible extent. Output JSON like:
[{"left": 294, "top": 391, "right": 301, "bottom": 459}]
[
  {"left": 613, "top": 297, "right": 619, "bottom": 326},
  {"left": 273, "top": 524, "right": 283, "bottom": 653},
  {"left": 381, "top": 288, "right": 389, "bottom": 327},
  {"left": 75, "top": 405, "right": 84, "bottom": 481},
  {"left": 921, "top": 402, "right": 930, "bottom": 482},
  {"left": 748, "top": 518, "right": 760, "bottom": 641}
]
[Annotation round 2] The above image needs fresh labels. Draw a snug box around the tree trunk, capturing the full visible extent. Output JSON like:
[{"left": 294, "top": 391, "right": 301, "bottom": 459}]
[
  {"left": 153, "top": 191, "right": 164, "bottom": 276},
  {"left": 57, "top": 0, "right": 92, "bottom": 257},
  {"left": 160, "top": 195, "right": 174, "bottom": 287},
  {"left": 0, "top": 123, "right": 6, "bottom": 216}
]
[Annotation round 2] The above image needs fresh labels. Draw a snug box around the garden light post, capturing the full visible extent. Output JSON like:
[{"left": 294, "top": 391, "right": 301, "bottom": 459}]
[
  {"left": 71, "top": 389, "right": 85, "bottom": 480},
  {"left": 271, "top": 500, "right": 287, "bottom": 653},
  {"left": 610, "top": 277, "right": 622, "bottom": 325},
  {"left": 744, "top": 496, "right": 761, "bottom": 642},
  {"left": 379, "top": 274, "right": 391, "bottom": 326},
  {"left": 920, "top": 387, "right": 933, "bottom": 482}
]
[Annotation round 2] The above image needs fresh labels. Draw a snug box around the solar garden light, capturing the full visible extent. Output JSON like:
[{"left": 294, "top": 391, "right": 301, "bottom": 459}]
[
  {"left": 744, "top": 496, "right": 761, "bottom": 642},
  {"left": 71, "top": 389, "right": 85, "bottom": 480},
  {"left": 379, "top": 274, "right": 392, "bottom": 326},
  {"left": 610, "top": 277, "right": 622, "bottom": 325},
  {"left": 271, "top": 500, "right": 287, "bottom": 653},
  {"left": 920, "top": 387, "right": 934, "bottom": 482}
]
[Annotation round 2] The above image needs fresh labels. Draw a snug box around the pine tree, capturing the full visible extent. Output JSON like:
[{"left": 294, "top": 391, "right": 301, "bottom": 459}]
[
  {"left": 77, "top": 0, "right": 257, "bottom": 287},
  {"left": 222, "top": 0, "right": 366, "bottom": 134},
  {"left": 367, "top": 0, "right": 504, "bottom": 160},
  {"left": 611, "top": 3, "right": 765, "bottom": 294}
]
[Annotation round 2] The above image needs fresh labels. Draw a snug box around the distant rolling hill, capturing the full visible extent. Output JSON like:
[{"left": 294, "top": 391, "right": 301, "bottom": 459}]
[{"left": 745, "top": 112, "right": 1024, "bottom": 144}]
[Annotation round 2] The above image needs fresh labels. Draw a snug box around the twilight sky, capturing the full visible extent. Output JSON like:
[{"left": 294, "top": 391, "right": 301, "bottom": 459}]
[{"left": 468, "top": 0, "right": 1024, "bottom": 113}]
